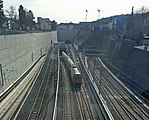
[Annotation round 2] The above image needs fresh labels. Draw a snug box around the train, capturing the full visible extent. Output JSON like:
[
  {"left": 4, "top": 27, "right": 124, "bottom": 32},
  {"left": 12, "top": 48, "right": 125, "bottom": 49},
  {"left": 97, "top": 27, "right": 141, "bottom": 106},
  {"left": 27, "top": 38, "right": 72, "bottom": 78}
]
[{"left": 62, "top": 51, "right": 82, "bottom": 87}]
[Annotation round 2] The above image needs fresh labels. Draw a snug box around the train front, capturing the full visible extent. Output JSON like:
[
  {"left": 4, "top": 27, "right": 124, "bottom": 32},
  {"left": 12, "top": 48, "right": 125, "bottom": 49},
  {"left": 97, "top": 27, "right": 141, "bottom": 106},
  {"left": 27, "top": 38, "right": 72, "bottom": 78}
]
[{"left": 73, "top": 68, "right": 82, "bottom": 87}]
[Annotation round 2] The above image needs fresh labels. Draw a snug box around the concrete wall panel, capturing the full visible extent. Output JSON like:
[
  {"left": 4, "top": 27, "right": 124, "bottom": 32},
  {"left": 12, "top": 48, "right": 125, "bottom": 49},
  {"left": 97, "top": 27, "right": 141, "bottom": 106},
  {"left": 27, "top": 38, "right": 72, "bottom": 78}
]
[
  {"left": 0, "top": 31, "right": 57, "bottom": 93},
  {"left": 57, "top": 29, "right": 78, "bottom": 42}
]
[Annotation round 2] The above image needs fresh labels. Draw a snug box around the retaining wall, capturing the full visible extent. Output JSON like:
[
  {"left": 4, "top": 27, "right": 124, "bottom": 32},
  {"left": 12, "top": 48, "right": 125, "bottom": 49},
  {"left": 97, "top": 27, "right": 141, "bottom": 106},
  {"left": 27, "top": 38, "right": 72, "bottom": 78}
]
[
  {"left": 0, "top": 31, "right": 57, "bottom": 93},
  {"left": 57, "top": 29, "right": 78, "bottom": 42}
]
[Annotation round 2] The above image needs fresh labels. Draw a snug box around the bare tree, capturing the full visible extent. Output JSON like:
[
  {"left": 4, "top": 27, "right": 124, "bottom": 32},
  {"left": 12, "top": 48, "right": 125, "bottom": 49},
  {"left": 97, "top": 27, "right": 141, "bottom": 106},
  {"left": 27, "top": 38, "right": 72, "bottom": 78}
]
[
  {"left": 5, "top": 6, "right": 18, "bottom": 29},
  {"left": 135, "top": 6, "right": 149, "bottom": 14},
  {"left": 5, "top": 6, "right": 17, "bottom": 19}
]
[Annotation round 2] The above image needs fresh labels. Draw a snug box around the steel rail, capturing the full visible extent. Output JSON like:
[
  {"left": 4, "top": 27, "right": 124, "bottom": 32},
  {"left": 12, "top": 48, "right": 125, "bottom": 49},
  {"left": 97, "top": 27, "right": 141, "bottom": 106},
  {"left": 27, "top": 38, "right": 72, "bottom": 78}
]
[
  {"left": 97, "top": 57, "right": 149, "bottom": 118},
  {"left": 0, "top": 74, "right": 36, "bottom": 119},
  {"left": 78, "top": 54, "right": 113, "bottom": 120},
  {"left": 27, "top": 48, "right": 53, "bottom": 120},
  {"left": 62, "top": 63, "right": 74, "bottom": 119},
  {"left": 0, "top": 54, "right": 45, "bottom": 102},
  {"left": 100, "top": 75, "right": 137, "bottom": 119},
  {"left": 71, "top": 45, "right": 113, "bottom": 120},
  {"left": 52, "top": 45, "right": 60, "bottom": 120},
  {"left": 101, "top": 69, "right": 149, "bottom": 119}
]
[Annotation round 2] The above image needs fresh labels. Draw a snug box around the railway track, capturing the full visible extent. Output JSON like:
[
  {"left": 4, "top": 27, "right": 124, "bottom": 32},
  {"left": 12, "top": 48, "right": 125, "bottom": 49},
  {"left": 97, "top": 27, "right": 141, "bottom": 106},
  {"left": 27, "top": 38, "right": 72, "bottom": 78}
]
[
  {"left": 14, "top": 47, "right": 58, "bottom": 120},
  {"left": 27, "top": 59, "right": 52, "bottom": 119},
  {"left": 75, "top": 87, "right": 95, "bottom": 120},
  {"left": 57, "top": 48, "right": 96, "bottom": 120},
  {"left": 27, "top": 48, "right": 57, "bottom": 120},
  {"left": 61, "top": 63, "right": 75, "bottom": 119},
  {"left": 87, "top": 57, "right": 149, "bottom": 119},
  {"left": 72, "top": 45, "right": 110, "bottom": 119},
  {"left": 80, "top": 69, "right": 109, "bottom": 120},
  {"left": 58, "top": 58, "right": 93, "bottom": 120},
  {"left": 57, "top": 60, "right": 78, "bottom": 120},
  {"left": 57, "top": 44, "right": 113, "bottom": 119},
  {"left": 101, "top": 75, "right": 144, "bottom": 119},
  {"left": 101, "top": 70, "right": 149, "bottom": 119},
  {"left": 0, "top": 57, "right": 44, "bottom": 120},
  {"left": 0, "top": 73, "right": 36, "bottom": 119}
]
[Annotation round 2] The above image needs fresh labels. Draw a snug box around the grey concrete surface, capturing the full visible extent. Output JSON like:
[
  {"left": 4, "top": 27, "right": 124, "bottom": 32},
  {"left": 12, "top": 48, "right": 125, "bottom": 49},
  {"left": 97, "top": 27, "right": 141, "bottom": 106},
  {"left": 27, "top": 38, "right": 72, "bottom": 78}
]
[
  {"left": 57, "top": 29, "right": 78, "bottom": 42},
  {"left": 0, "top": 31, "right": 57, "bottom": 93}
]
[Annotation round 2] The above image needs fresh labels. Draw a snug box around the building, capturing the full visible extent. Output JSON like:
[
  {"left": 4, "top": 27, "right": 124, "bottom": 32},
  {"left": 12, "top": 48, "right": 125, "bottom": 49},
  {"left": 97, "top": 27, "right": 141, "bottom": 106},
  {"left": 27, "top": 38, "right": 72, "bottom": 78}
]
[
  {"left": 37, "top": 17, "right": 57, "bottom": 31},
  {"left": 57, "top": 23, "right": 75, "bottom": 30},
  {"left": 37, "top": 17, "right": 52, "bottom": 31}
]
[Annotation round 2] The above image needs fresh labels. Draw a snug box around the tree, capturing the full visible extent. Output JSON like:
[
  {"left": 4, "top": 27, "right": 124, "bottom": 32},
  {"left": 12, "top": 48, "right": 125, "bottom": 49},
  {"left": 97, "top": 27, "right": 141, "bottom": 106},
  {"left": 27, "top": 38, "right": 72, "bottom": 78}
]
[
  {"left": 124, "top": 6, "right": 149, "bottom": 44},
  {"left": 26, "top": 10, "right": 35, "bottom": 30},
  {"left": 0, "top": 0, "right": 5, "bottom": 28},
  {"left": 18, "top": 5, "right": 26, "bottom": 30},
  {"left": 5, "top": 6, "right": 18, "bottom": 29}
]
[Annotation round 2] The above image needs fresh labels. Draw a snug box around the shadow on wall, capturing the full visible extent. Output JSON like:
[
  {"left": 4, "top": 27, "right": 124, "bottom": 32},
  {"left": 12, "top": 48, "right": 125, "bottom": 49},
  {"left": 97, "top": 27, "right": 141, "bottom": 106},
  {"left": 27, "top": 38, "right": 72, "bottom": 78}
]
[{"left": 57, "top": 29, "right": 78, "bottom": 42}]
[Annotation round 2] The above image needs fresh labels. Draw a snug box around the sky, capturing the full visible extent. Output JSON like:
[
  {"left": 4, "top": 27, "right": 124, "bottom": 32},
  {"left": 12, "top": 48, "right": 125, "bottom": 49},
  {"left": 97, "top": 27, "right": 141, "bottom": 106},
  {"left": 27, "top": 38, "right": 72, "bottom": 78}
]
[{"left": 3, "top": 0, "right": 149, "bottom": 23}]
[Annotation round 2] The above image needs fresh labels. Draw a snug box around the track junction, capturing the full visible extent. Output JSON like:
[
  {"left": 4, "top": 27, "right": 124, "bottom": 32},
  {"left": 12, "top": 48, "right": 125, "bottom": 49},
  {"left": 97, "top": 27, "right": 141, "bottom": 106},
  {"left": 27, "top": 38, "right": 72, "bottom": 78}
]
[{"left": 0, "top": 43, "right": 148, "bottom": 120}]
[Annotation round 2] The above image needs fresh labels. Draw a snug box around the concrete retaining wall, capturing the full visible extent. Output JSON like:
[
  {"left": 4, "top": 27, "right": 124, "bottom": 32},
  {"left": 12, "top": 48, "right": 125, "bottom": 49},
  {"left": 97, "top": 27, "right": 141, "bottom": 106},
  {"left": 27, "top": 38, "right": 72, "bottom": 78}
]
[
  {"left": 57, "top": 29, "right": 78, "bottom": 42},
  {"left": 0, "top": 31, "right": 57, "bottom": 93}
]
